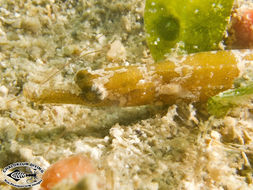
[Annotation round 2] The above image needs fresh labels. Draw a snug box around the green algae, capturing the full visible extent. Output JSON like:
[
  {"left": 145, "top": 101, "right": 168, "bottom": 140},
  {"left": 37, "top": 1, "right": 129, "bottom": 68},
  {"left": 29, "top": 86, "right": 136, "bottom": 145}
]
[
  {"left": 144, "top": 0, "right": 234, "bottom": 61},
  {"left": 207, "top": 81, "right": 253, "bottom": 117}
]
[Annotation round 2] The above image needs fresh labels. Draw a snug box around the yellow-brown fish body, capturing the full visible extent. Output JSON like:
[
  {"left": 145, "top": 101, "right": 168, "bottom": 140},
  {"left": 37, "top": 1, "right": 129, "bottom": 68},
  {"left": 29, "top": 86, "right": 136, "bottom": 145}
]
[{"left": 26, "top": 50, "right": 253, "bottom": 107}]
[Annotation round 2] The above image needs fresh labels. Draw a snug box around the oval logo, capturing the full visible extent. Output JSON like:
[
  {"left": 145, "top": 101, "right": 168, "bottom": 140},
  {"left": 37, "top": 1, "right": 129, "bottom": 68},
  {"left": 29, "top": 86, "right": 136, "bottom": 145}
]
[{"left": 2, "top": 162, "right": 44, "bottom": 188}]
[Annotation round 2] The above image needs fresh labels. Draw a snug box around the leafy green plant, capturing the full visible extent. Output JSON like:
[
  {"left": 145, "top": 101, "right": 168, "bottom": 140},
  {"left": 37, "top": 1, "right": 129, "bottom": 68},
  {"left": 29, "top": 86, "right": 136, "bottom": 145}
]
[
  {"left": 144, "top": 0, "right": 234, "bottom": 61},
  {"left": 207, "top": 80, "right": 253, "bottom": 117}
]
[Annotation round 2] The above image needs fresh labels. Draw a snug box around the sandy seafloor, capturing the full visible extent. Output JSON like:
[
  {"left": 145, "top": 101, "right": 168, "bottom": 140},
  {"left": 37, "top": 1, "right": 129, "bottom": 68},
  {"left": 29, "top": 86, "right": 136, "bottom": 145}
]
[{"left": 1, "top": 0, "right": 253, "bottom": 189}]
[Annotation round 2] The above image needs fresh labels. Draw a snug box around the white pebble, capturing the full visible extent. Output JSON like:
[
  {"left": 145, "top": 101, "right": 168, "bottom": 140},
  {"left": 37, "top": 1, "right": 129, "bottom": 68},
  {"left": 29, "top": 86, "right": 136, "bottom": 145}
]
[
  {"left": 0, "top": 85, "right": 8, "bottom": 97},
  {"left": 107, "top": 40, "right": 126, "bottom": 62}
]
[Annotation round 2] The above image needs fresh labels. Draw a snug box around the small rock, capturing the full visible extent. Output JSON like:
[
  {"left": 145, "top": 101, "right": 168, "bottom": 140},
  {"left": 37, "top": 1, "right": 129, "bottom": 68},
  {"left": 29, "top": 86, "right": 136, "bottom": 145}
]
[
  {"left": 122, "top": 15, "right": 132, "bottom": 32},
  {"left": 0, "top": 85, "right": 8, "bottom": 97},
  {"left": 107, "top": 40, "right": 126, "bottom": 62},
  {"left": 21, "top": 16, "right": 41, "bottom": 33}
]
